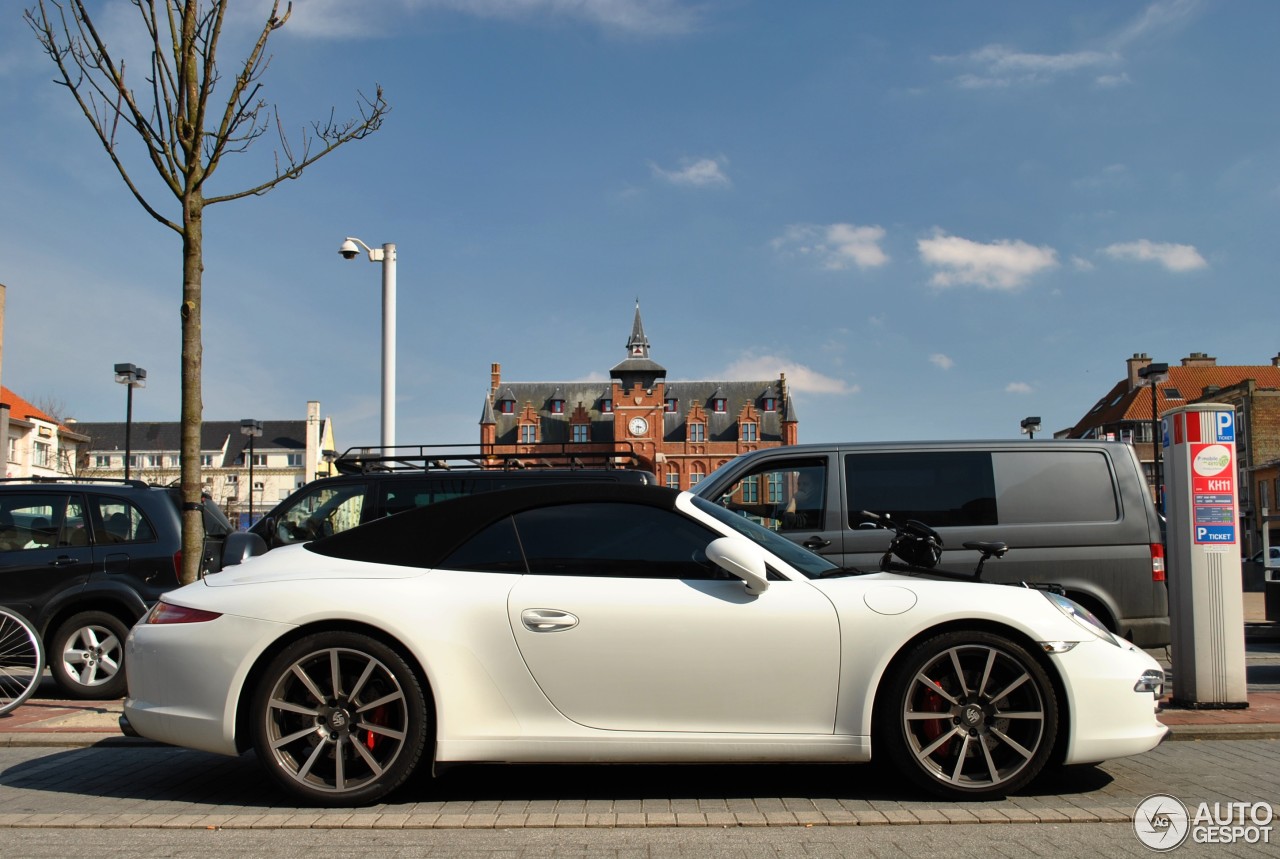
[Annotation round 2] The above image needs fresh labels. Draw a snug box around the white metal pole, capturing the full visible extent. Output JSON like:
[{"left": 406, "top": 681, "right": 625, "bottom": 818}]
[{"left": 381, "top": 243, "right": 396, "bottom": 449}]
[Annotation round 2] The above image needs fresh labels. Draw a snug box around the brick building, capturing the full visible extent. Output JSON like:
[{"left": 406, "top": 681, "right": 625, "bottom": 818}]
[
  {"left": 480, "top": 304, "right": 798, "bottom": 489},
  {"left": 1063, "top": 351, "right": 1280, "bottom": 553}
]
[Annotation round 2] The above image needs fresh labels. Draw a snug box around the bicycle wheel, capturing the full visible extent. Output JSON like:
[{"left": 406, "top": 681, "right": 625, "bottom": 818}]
[{"left": 0, "top": 607, "right": 44, "bottom": 716}]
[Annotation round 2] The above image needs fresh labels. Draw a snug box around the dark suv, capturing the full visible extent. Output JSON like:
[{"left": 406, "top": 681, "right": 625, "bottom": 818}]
[
  {"left": 0, "top": 477, "right": 232, "bottom": 698},
  {"left": 244, "top": 444, "right": 655, "bottom": 553}
]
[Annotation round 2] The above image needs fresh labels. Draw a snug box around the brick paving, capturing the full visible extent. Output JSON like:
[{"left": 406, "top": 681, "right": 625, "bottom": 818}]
[{"left": 0, "top": 738, "right": 1275, "bottom": 830}]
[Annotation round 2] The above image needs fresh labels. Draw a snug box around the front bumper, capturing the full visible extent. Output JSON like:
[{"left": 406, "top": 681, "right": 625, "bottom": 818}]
[{"left": 1054, "top": 639, "right": 1168, "bottom": 764}]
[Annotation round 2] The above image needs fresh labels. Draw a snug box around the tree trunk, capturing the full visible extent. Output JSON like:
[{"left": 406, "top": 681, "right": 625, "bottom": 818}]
[{"left": 179, "top": 191, "right": 204, "bottom": 586}]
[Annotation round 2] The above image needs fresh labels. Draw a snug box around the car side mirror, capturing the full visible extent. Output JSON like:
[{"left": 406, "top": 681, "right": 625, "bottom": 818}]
[{"left": 705, "top": 536, "right": 769, "bottom": 595}]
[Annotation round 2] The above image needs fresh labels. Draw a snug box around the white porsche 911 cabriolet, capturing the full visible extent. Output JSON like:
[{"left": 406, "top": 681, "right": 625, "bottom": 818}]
[{"left": 122, "top": 484, "right": 1167, "bottom": 806}]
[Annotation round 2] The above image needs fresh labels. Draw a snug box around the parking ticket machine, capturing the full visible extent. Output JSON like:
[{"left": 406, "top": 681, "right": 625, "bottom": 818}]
[{"left": 1162, "top": 403, "right": 1248, "bottom": 707}]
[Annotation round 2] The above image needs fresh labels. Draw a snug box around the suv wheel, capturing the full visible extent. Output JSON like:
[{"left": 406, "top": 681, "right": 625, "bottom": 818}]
[{"left": 50, "top": 611, "right": 131, "bottom": 699}]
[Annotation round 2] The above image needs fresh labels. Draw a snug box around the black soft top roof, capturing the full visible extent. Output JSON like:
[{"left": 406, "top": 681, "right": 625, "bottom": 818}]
[{"left": 305, "top": 483, "right": 685, "bottom": 569}]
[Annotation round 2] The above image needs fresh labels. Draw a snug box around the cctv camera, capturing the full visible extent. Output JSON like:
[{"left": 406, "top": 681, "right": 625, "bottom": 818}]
[{"left": 339, "top": 239, "right": 360, "bottom": 260}]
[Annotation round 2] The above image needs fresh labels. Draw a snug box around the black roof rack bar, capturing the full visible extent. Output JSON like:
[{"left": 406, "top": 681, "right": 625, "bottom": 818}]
[
  {"left": 0, "top": 476, "right": 151, "bottom": 488},
  {"left": 328, "top": 442, "right": 644, "bottom": 475}
]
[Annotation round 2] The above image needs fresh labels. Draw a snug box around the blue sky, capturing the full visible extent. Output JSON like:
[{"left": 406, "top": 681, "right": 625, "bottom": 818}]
[{"left": 1, "top": 0, "right": 1276, "bottom": 449}]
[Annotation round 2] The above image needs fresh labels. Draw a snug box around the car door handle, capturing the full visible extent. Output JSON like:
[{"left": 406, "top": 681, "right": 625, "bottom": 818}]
[
  {"left": 803, "top": 537, "right": 831, "bottom": 549},
  {"left": 48, "top": 555, "right": 78, "bottom": 567},
  {"left": 520, "top": 609, "right": 579, "bottom": 632}
]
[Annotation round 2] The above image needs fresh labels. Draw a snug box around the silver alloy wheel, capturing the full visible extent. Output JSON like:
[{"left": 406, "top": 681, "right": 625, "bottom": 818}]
[
  {"left": 261, "top": 645, "right": 412, "bottom": 797},
  {"left": 60, "top": 623, "right": 123, "bottom": 688},
  {"left": 50, "top": 611, "right": 131, "bottom": 698},
  {"left": 901, "top": 642, "right": 1048, "bottom": 790}
]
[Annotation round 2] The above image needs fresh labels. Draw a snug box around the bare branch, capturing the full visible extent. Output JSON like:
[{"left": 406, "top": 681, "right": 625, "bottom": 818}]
[{"left": 206, "top": 86, "right": 388, "bottom": 204}]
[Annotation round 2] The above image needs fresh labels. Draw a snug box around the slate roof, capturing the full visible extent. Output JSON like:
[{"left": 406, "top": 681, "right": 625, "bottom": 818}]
[
  {"left": 485, "top": 379, "right": 792, "bottom": 445},
  {"left": 72, "top": 420, "right": 307, "bottom": 467}
]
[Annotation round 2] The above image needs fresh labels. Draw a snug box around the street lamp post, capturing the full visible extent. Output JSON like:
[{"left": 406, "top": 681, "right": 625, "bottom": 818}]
[
  {"left": 240, "top": 419, "right": 263, "bottom": 526},
  {"left": 1138, "top": 362, "right": 1170, "bottom": 512},
  {"left": 339, "top": 237, "right": 396, "bottom": 449},
  {"left": 113, "top": 363, "right": 146, "bottom": 480},
  {"left": 1020, "top": 416, "right": 1041, "bottom": 439}
]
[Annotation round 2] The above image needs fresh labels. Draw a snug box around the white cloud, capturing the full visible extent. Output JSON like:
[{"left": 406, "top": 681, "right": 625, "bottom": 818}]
[
  {"left": 917, "top": 232, "right": 1058, "bottom": 290},
  {"left": 1071, "top": 256, "right": 1096, "bottom": 271},
  {"left": 286, "top": 0, "right": 701, "bottom": 38},
  {"left": 935, "top": 1, "right": 1201, "bottom": 89},
  {"left": 649, "top": 156, "right": 731, "bottom": 188},
  {"left": 930, "top": 354, "right": 954, "bottom": 371},
  {"left": 772, "top": 223, "right": 889, "bottom": 271},
  {"left": 1102, "top": 239, "right": 1208, "bottom": 272},
  {"left": 1006, "top": 382, "right": 1034, "bottom": 394},
  {"left": 936, "top": 44, "right": 1119, "bottom": 88},
  {"left": 721, "top": 354, "right": 857, "bottom": 396}
]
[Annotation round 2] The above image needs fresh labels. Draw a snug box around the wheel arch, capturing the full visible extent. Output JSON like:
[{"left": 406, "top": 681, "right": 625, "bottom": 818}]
[
  {"left": 232, "top": 619, "right": 437, "bottom": 756},
  {"left": 868, "top": 618, "right": 1072, "bottom": 766}
]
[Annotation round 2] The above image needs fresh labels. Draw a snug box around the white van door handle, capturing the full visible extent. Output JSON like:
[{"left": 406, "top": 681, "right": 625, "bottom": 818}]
[{"left": 521, "top": 608, "right": 579, "bottom": 632}]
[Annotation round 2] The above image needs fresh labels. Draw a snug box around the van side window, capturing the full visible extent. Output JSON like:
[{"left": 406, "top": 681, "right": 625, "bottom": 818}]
[
  {"left": 994, "top": 451, "right": 1118, "bottom": 524},
  {"left": 714, "top": 458, "right": 827, "bottom": 532},
  {"left": 845, "top": 452, "right": 996, "bottom": 528}
]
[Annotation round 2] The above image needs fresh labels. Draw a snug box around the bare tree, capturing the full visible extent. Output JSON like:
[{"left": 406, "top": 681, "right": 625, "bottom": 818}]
[{"left": 26, "top": 1, "right": 388, "bottom": 583}]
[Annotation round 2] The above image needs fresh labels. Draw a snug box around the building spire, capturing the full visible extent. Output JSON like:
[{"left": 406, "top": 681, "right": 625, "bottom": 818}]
[{"left": 626, "top": 300, "right": 650, "bottom": 359}]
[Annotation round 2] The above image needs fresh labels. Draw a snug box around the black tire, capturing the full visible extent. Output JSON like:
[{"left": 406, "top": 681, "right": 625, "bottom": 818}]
[
  {"left": 875, "top": 630, "right": 1058, "bottom": 799},
  {"left": 250, "top": 631, "right": 429, "bottom": 807},
  {"left": 49, "top": 610, "right": 131, "bottom": 699}
]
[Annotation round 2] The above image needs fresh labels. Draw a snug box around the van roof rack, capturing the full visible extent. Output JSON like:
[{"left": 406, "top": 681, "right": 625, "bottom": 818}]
[{"left": 325, "top": 443, "right": 644, "bottom": 475}]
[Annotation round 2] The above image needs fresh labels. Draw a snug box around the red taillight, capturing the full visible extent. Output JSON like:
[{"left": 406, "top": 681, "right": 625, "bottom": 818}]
[
  {"left": 1151, "top": 543, "right": 1166, "bottom": 582},
  {"left": 172, "top": 550, "right": 182, "bottom": 585},
  {"left": 146, "top": 601, "right": 222, "bottom": 625}
]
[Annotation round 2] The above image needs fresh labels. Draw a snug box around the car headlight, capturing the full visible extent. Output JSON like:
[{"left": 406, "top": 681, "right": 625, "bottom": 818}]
[{"left": 1042, "top": 592, "right": 1121, "bottom": 647}]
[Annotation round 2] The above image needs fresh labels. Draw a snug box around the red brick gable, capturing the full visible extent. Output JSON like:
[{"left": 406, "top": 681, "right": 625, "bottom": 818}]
[{"left": 1070, "top": 366, "right": 1280, "bottom": 437}]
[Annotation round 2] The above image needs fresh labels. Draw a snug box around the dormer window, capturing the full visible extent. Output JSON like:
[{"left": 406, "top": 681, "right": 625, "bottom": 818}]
[
  {"left": 712, "top": 398, "right": 726, "bottom": 413},
  {"left": 763, "top": 397, "right": 776, "bottom": 412},
  {"left": 499, "top": 400, "right": 515, "bottom": 414},
  {"left": 742, "top": 422, "right": 758, "bottom": 442},
  {"left": 689, "top": 423, "right": 706, "bottom": 443},
  {"left": 551, "top": 399, "right": 564, "bottom": 415},
  {"left": 600, "top": 399, "right": 613, "bottom": 414},
  {"left": 665, "top": 397, "right": 678, "bottom": 413}
]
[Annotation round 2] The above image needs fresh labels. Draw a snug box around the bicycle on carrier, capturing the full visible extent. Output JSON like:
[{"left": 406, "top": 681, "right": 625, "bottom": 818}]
[
  {"left": 0, "top": 606, "right": 44, "bottom": 716},
  {"left": 857, "top": 509, "right": 1010, "bottom": 582}
]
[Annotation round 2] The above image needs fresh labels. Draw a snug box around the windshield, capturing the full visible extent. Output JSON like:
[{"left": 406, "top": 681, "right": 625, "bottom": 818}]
[{"left": 692, "top": 495, "right": 838, "bottom": 579}]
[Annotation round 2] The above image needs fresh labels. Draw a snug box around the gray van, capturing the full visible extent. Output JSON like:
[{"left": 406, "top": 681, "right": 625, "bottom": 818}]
[{"left": 693, "top": 440, "right": 1169, "bottom": 647}]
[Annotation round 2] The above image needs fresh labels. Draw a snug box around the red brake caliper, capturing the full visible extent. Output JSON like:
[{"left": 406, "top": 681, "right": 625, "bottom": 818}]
[{"left": 918, "top": 684, "right": 951, "bottom": 756}]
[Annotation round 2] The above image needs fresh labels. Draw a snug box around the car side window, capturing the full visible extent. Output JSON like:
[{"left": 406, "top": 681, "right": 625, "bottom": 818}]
[
  {"left": 0, "top": 493, "right": 71, "bottom": 551},
  {"left": 437, "top": 517, "right": 527, "bottom": 573},
  {"left": 511, "top": 502, "right": 721, "bottom": 579},
  {"left": 93, "top": 497, "right": 157, "bottom": 545},
  {"left": 714, "top": 458, "right": 828, "bottom": 532}
]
